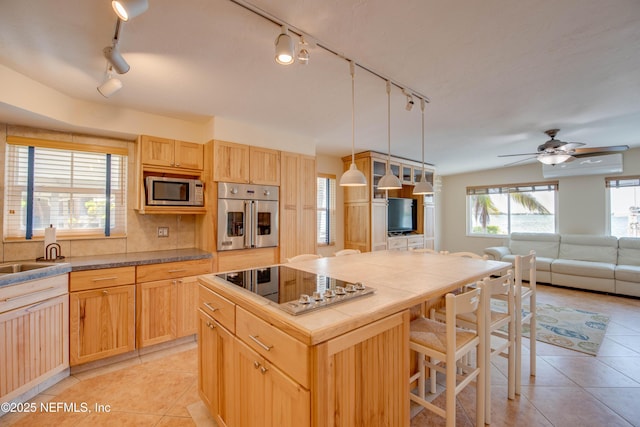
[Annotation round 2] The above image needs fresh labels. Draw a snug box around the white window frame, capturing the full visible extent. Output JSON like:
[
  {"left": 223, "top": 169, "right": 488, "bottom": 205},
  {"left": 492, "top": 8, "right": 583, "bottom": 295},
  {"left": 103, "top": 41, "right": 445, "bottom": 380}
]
[
  {"left": 606, "top": 175, "right": 640, "bottom": 238},
  {"left": 317, "top": 174, "right": 336, "bottom": 247}
]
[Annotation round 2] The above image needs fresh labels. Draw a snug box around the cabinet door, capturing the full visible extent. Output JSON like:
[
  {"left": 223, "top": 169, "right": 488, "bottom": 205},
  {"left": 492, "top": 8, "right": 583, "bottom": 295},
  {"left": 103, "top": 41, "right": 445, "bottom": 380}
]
[
  {"left": 198, "top": 311, "right": 234, "bottom": 427},
  {"left": 140, "top": 135, "right": 175, "bottom": 167},
  {"left": 279, "top": 152, "right": 300, "bottom": 261},
  {"left": 264, "top": 359, "right": 310, "bottom": 427},
  {"left": 250, "top": 147, "right": 280, "bottom": 185},
  {"left": 234, "top": 339, "right": 266, "bottom": 427},
  {"left": 401, "top": 164, "right": 413, "bottom": 184},
  {"left": 299, "top": 155, "right": 317, "bottom": 255},
  {"left": 344, "top": 202, "right": 369, "bottom": 252},
  {"left": 137, "top": 279, "right": 176, "bottom": 348},
  {"left": 0, "top": 294, "right": 69, "bottom": 400},
  {"left": 70, "top": 285, "right": 135, "bottom": 366},
  {"left": 213, "top": 140, "right": 250, "bottom": 183},
  {"left": 176, "top": 275, "right": 199, "bottom": 337},
  {"left": 371, "top": 200, "right": 388, "bottom": 251},
  {"left": 175, "top": 140, "right": 204, "bottom": 170}
]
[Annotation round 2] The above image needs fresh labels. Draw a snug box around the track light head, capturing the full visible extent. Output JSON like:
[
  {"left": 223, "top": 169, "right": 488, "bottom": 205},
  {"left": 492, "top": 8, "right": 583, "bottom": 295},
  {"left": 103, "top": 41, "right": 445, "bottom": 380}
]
[
  {"left": 275, "top": 26, "right": 294, "bottom": 65},
  {"left": 103, "top": 44, "right": 130, "bottom": 74},
  {"left": 403, "top": 89, "right": 414, "bottom": 111},
  {"left": 97, "top": 68, "right": 123, "bottom": 98},
  {"left": 297, "top": 37, "right": 309, "bottom": 65},
  {"left": 112, "top": 0, "right": 148, "bottom": 21}
]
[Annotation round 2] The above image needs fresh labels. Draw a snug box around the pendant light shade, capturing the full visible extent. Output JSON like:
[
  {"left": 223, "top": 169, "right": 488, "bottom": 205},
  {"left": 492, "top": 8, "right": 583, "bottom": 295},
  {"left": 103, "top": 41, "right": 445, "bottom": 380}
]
[
  {"left": 112, "top": 0, "right": 148, "bottom": 21},
  {"left": 275, "top": 26, "right": 295, "bottom": 65},
  {"left": 413, "top": 98, "right": 434, "bottom": 195},
  {"left": 378, "top": 80, "right": 402, "bottom": 190},
  {"left": 340, "top": 61, "right": 367, "bottom": 187}
]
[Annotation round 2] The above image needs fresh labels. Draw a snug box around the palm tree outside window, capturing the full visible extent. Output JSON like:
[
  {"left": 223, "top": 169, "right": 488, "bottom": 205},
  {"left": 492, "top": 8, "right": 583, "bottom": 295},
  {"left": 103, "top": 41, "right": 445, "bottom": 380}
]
[{"left": 467, "top": 182, "right": 558, "bottom": 236}]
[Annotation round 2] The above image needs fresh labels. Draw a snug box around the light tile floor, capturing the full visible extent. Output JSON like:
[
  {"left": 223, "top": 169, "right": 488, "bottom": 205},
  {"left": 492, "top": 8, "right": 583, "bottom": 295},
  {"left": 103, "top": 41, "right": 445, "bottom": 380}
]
[{"left": 1, "top": 284, "right": 639, "bottom": 427}]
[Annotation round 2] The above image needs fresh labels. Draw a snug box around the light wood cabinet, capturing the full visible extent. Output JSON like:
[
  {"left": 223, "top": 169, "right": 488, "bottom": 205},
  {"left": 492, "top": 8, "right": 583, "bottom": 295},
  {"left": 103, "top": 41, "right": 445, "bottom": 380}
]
[
  {"left": 212, "top": 140, "right": 280, "bottom": 185},
  {"left": 136, "top": 259, "right": 212, "bottom": 348},
  {"left": 198, "top": 310, "right": 234, "bottom": 427},
  {"left": 343, "top": 151, "right": 435, "bottom": 252},
  {"left": 0, "top": 275, "right": 69, "bottom": 402},
  {"left": 280, "top": 151, "right": 316, "bottom": 261},
  {"left": 139, "top": 135, "right": 204, "bottom": 170},
  {"left": 69, "top": 267, "right": 135, "bottom": 366}
]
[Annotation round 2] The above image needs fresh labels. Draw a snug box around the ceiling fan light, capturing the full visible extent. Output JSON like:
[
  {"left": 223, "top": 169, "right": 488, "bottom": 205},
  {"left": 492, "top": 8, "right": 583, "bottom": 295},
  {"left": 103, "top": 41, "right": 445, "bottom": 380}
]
[
  {"left": 413, "top": 174, "right": 433, "bottom": 195},
  {"left": 275, "top": 27, "right": 295, "bottom": 65},
  {"left": 111, "top": 0, "right": 148, "bottom": 21},
  {"left": 340, "top": 163, "right": 367, "bottom": 186},
  {"left": 537, "top": 153, "right": 572, "bottom": 165}
]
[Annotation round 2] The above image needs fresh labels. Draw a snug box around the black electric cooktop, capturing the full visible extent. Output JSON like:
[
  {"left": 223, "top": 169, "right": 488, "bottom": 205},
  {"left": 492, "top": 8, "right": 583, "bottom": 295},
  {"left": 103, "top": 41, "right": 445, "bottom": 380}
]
[{"left": 215, "top": 265, "right": 375, "bottom": 315}]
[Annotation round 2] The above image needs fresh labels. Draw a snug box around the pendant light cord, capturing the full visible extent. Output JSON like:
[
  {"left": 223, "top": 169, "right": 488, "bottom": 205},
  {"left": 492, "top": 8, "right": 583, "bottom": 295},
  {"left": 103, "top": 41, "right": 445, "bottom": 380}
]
[
  {"left": 386, "top": 80, "right": 391, "bottom": 172},
  {"left": 350, "top": 61, "right": 356, "bottom": 164},
  {"left": 421, "top": 98, "right": 426, "bottom": 178}
]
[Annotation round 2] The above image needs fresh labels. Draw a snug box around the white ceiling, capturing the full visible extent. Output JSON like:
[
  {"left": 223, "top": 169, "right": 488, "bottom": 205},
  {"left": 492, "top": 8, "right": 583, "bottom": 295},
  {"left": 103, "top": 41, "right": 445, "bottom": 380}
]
[{"left": 1, "top": 0, "right": 639, "bottom": 175}]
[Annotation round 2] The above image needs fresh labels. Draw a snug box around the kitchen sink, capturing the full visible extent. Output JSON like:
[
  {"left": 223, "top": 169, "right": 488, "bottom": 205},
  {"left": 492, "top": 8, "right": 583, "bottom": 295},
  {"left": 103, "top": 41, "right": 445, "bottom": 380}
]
[{"left": 0, "top": 262, "right": 57, "bottom": 274}]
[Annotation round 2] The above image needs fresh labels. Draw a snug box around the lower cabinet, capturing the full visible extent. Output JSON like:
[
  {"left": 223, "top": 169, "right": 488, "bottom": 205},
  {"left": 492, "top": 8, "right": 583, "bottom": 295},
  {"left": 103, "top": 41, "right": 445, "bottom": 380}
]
[{"left": 234, "top": 337, "right": 310, "bottom": 427}]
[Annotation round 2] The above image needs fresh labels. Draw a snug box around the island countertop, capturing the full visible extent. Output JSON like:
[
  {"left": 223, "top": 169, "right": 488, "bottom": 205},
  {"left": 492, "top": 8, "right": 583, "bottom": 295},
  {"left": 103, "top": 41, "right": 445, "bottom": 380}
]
[{"left": 198, "top": 250, "right": 510, "bottom": 345}]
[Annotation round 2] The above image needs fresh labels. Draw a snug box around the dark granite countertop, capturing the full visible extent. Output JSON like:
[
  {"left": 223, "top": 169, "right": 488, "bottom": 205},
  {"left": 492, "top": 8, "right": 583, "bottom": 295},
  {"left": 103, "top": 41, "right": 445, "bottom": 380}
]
[{"left": 0, "top": 249, "right": 212, "bottom": 288}]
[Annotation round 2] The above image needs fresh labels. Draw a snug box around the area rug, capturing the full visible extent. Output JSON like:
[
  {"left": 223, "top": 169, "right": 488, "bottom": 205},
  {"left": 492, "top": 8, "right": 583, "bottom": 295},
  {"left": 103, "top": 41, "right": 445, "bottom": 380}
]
[{"left": 491, "top": 300, "right": 610, "bottom": 356}]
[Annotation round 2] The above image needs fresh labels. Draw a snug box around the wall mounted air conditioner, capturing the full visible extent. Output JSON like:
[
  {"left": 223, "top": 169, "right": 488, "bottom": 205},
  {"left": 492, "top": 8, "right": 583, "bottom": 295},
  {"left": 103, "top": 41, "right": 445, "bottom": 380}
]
[{"left": 542, "top": 153, "right": 623, "bottom": 178}]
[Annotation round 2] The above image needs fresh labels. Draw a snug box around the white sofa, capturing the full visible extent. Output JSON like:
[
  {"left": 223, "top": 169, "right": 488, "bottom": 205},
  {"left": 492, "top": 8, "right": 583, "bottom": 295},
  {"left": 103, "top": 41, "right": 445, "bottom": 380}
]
[{"left": 484, "top": 233, "right": 640, "bottom": 297}]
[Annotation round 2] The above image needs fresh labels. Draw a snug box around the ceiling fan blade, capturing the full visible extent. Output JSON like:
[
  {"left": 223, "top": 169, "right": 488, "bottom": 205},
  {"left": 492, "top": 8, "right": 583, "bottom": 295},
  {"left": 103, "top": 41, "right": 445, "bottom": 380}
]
[
  {"left": 573, "top": 145, "right": 630, "bottom": 155},
  {"left": 498, "top": 152, "right": 539, "bottom": 157},
  {"left": 503, "top": 156, "right": 537, "bottom": 167},
  {"left": 556, "top": 142, "right": 586, "bottom": 152}
]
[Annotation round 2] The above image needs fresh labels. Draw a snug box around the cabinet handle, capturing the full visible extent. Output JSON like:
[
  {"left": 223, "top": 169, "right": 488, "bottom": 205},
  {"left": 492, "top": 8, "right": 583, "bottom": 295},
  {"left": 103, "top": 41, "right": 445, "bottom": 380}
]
[
  {"left": 102, "top": 290, "right": 108, "bottom": 295},
  {"left": 249, "top": 335, "right": 273, "bottom": 352},
  {"left": 206, "top": 321, "right": 215, "bottom": 329},
  {"left": 1, "top": 286, "right": 56, "bottom": 303},
  {"left": 91, "top": 276, "right": 118, "bottom": 282},
  {"left": 260, "top": 366, "right": 268, "bottom": 374},
  {"left": 168, "top": 269, "right": 187, "bottom": 273},
  {"left": 254, "top": 361, "right": 261, "bottom": 369},
  {"left": 204, "top": 302, "right": 218, "bottom": 312}
]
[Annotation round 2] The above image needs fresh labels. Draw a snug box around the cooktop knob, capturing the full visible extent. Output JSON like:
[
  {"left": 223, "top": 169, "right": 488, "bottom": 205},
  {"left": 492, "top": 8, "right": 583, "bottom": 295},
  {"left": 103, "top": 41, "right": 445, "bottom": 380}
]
[
  {"left": 230, "top": 187, "right": 238, "bottom": 194},
  {"left": 354, "top": 282, "right": 366, "bottom": 291},
  {"left": 298, "top": 294, "right": 312, "bottom": 304},
  {"left": 264, "top": 190, "right": 270, "bottom": 196},
  {"left": 335, "top": 286, "right": 346, "bottom": 295},
  {"left": 345, "top": 284, "right": 357, "bottom": 293},
  {"left": 312, "top": 291, "right": 324, "bottom": 301},
  {"left": 323, "top": 289, "right": 336, "bottom": 298}
]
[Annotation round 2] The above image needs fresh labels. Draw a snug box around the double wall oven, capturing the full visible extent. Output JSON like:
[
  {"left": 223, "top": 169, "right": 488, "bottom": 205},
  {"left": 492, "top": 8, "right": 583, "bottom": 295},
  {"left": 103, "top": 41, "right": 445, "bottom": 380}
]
[{"left": 217, "top": 182, "right": 279, "bottom": 251}]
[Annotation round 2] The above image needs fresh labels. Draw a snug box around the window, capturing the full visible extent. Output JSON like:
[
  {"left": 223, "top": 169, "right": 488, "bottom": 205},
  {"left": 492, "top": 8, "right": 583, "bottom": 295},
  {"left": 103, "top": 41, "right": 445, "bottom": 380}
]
[
  {"left": 4, "top": 136, "right": 127, "bottom": 240},
  {"left": 317, "top": 174, "right": 336, "bottom": 246},
  {"left": 467, "top": 181, "right": 558, "bottom": 236},
  {"left": 607, "top": 176, "right": 640, "bottom": 238}
]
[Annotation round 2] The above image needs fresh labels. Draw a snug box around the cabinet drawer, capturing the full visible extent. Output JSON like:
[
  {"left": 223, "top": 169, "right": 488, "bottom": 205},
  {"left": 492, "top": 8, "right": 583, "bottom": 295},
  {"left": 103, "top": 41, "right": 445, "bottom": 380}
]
[
  {"left": 408, "top": 236, "right": 424, "bottom": 247},
  {"left": 387, "top": 238, "right": 407, "bottom": 250},
  {"left": 70, "top": 267, "right": 135, "bottom": 292},
  {"left": 199, "top": 285, "right": 235, "bottom": 333},
  {"left": 0, "top": 274, "right": 68, "bottom": 313},
  {"left": 136, "top": 258, "right": 212, "bottom": 283},
  {"left": 236, "top": 306, "right": 309, "bottom": 388}
]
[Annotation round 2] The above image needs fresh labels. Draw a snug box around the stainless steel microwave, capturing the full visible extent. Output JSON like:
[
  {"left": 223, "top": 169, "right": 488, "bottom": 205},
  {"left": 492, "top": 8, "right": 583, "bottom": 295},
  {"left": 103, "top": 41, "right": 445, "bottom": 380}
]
[{"left": 145, "top": 176, "right": 204, "bottom": 206}]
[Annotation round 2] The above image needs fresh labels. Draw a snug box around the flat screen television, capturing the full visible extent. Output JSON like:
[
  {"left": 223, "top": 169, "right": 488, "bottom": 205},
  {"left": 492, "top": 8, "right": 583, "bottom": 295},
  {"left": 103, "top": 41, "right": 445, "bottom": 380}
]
[{"left": 387, "top": 197, "right": 417, "bottom": 234}]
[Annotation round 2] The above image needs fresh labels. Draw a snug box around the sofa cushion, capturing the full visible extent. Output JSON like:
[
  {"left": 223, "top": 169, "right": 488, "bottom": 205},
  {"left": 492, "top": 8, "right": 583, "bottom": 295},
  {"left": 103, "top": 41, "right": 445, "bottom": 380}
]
[
  {"left": 559, "top": 234, "right": 618, "bottom": 263},
  {"left": 502, "top": 254, "right": 553, "bottom": 272},
  {"left": 509, "top": 232, "right": 560, "bottom": 258},
  {"left": 618, "top": 237, "right": 640, "bottom": 266},
  {"left": 552, "top": 259, "right": 615, "bottom": 279},
  {"left": 615, "top": 265, "right": 640, "bottom": 282}
]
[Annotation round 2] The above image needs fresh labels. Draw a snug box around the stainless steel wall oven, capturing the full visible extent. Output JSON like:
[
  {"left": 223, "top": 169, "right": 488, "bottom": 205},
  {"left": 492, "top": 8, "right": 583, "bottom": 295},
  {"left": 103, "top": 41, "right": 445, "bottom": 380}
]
[{"left": 217, "top": 182, "right": 279, "bottom": 251}]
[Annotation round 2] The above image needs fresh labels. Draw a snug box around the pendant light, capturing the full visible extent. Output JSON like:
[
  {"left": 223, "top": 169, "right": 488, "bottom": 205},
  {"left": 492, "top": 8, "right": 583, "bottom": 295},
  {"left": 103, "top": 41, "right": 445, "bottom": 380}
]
[
  {"left": 413, "top": 98, "right": 434, "bottom": 195},
  {"left": 339, "top": 61, "right": 367, "bottom": 187},
  {"left": 377, "top": 81, "right": 403, "bottom": 190}
]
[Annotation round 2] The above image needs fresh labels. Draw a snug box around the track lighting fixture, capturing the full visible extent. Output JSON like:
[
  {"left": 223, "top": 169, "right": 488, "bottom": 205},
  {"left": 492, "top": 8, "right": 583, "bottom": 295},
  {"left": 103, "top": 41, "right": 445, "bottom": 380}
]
[
  {"left": 378, "top": 81, "right": 403, "bottom": 190},
  {"left": 97, "top": 66, "right": 123, "bottom": 98},
  {"left": 103, "top": 44, "right": 130, "bottom": 74},
  {"left": 403, "top": 89, "right": 414, "bottom": 111},
  {"left": 111, "top": 0, "right": 148, "bottom": 21},
  {"left": 340, "top": 61, "right": 367, "bottom": 187},
  {"left": 275, "top": 26, "right": 295, "bottom": 65},
  {"left": 413, "top": 98, "right": 434, "bottom": 195},
  {"left": 297, "top": 37, "right": 310, "bottom": 65}
]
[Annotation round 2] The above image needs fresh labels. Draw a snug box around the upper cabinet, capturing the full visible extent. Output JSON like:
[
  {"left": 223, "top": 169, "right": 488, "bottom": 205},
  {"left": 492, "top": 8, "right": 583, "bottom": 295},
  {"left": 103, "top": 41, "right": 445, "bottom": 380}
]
[
  {"left": 212, "top": 140, "right": 280, "bottom": 185},
  {"left": 139, "top": 135, "right": 204, "bottom": 170}
]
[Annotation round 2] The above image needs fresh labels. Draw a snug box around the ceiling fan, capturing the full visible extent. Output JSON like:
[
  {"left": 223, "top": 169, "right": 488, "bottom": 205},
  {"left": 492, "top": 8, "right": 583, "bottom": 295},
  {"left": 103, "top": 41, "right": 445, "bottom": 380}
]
[{"left": 499, "top": 129, "right": 630, "bottom": 166}]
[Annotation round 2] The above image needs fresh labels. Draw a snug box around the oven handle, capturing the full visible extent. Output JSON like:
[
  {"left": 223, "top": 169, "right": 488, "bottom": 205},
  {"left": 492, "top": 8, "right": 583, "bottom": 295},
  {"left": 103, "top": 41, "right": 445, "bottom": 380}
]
[
  {"left": 244, "top": 200, "right": 253, "bottom": 249},
  {"left": 251, "top": 200, "right": 258, "bottom": 249}
]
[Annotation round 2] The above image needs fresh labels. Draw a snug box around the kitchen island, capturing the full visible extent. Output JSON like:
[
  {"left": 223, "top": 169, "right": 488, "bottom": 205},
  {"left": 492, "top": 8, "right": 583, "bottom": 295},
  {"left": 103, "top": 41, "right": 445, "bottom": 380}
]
[
  {"left": 199, "top": 251, "right": 509, "bottom": 427},
  {"left": 197, "top": 250, "right": 510, "bottom": 427}
]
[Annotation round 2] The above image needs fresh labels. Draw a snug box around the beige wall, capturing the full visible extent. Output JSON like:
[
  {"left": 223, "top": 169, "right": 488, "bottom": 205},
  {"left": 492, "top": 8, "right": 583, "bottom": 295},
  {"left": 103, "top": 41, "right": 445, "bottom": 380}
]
[
  {"left": 438, "top": 147, "right": 640, "bottom": 255},
  {"left": 0, "top": 124, "right": 198, "bottom": 262}
]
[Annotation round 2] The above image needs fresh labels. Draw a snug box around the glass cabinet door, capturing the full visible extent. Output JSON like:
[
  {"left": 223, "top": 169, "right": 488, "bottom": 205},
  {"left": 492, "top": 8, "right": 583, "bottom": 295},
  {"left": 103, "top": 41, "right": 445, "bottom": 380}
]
[
  {"left": 372, "top": 159, "right": 387, "bottom": 199},
  {"left": 402, "top": 165, "right": 413, "bottom": 184}
]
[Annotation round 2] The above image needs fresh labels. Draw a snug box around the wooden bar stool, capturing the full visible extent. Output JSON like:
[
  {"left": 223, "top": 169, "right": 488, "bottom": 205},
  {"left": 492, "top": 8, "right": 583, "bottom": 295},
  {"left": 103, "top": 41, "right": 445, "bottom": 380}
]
[
  {"left": 514, "top": 251, "right": 537, "bottom": 394},
  {"left": 409, "top": 288, "right": 485, "bottom": 427}
]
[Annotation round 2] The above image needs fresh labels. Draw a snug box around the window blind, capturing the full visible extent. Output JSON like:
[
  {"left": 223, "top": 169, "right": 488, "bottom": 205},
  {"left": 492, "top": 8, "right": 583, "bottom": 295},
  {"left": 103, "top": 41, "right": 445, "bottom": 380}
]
[
  {"left": 4, "top": 142, "right": 127, "bottom": 240},
  {"left": 605, "top": 176, "right": 640, "bottom": 188},
  {"left": 317, "top": 175, "right": 336, "bottom": 246},
  {"left": 467, "top": 181, "right": 558, "bottom": 195}
]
